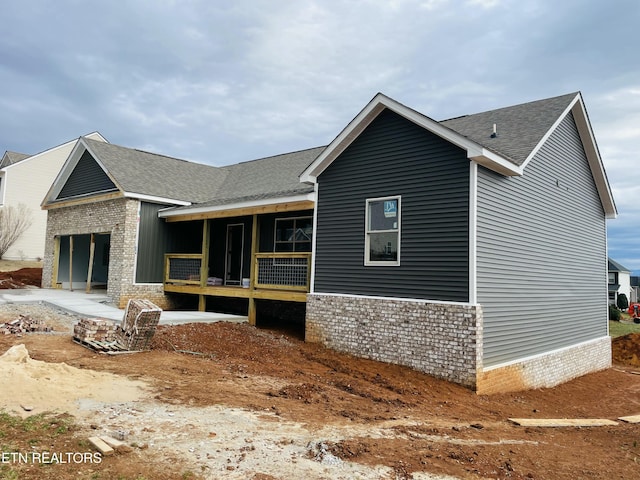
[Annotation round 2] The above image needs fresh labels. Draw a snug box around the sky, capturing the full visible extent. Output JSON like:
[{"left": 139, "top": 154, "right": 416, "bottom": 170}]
[{"left": 1, "top": 0, "right": 638, "bottom": 274}]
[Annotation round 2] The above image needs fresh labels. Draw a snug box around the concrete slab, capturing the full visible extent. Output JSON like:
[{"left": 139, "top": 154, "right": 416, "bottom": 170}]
[
  {"left": 509, "top": 418, "right": 618, "bottom": 427},
  {"left": 0, "top": 288, "right": 247, "bottom": 324}
]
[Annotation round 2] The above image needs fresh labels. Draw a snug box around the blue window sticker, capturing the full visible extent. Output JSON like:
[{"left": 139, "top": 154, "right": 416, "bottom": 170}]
[{"left": 384, "top": 200, "right": 397, "bottom": 218}]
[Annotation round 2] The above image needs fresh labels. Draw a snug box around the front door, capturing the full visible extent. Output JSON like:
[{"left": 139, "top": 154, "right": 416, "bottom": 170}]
[{"left": 225, "top": 224, "right": 244, "bottom": 285}]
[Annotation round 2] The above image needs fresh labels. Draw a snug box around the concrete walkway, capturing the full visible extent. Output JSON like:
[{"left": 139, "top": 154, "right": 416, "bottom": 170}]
[{"left": 0, "top": 288, "right": 248, "bottom": 325}]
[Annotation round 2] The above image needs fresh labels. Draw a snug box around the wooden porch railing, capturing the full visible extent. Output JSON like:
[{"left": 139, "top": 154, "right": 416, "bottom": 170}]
[
  {"left": 164, "top": 254, "right": 203, "bottom": 284},
  {"left": 164, "top": 252, "right": 311, "bottom": 292},
  {"left": 253, "top": 252, "right": 311, "bottom": 291}
]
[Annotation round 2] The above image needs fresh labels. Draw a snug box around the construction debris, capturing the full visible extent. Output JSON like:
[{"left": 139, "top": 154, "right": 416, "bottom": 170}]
[
  {"left": 508, "top": 418, "right": 619, "bottom": 427},
  {"left": 73, "top": 318, "right": 118, "bottom": 343},
  {"left": 73, "top": 299, "right": 162, "bottom": 353},
  {"left": 88, "top": 436, "right": 114, "bottom": 456},
  {"left": 0, "top": 314, "right": 52, "bottom": 335},
  {"left": 116, "top": 299, "right": 162, "bottom": 351}
]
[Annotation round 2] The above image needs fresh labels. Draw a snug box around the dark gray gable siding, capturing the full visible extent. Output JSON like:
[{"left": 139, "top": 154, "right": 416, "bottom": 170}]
[
  {"left": 136, "top": 203, "right": 203, "bottom": 283},
  {"left": 314, "top": 108, "right": 470, "bottom": 302},
  {"left": 57, "top": 150, "right": 118, "bottom": 200},
  {"left": 136, "top": 202, "right": 173, "bottom": 283},
  {"left": 477, "top": 111, "right": 607, "bottom": 367}
]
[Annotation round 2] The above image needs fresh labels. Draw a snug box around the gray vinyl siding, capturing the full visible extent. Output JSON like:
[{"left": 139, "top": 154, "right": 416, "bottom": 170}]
[
  {"left": 135, "top": 202, "right": 173, "bottom": 283},
  {"left": 57, "top": 150, "right": 118, "bottom": 199},
  {"left": 477, "top": 112, "right": 608, "bottom": 367},
  {"left": 314, "top": 108, "right": 470, "bottom": 302}
]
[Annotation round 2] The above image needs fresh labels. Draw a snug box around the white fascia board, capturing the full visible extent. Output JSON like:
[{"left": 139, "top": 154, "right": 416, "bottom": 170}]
[
  {"left": 4, "top": 137, "right": 80, "bottom": 173},
  {"left": 158, "top": 191, "right": 316, "bottom": 218},
  {"left": 468, "top": 148, "right": 523, "bottom": 176},
  {"left": 520, "top": 94, "right": 579, "bottom": 171},
  {"left": 123, "top": 191, "right": 191, "bottom": 206},
  {"left": 300, "top": 93, "right": 522, "bottom": 182},
  {"left": 571, "top": 97, "right": 617, "bottom": 219},
  {"left": 42, "top": 138, "right": 88, "bottom": 206},
  {"left": 519, "top": 93, "right": 616, "bottom": 219}
]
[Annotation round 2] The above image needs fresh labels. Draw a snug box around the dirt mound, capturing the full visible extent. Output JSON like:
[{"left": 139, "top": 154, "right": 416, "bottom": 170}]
[
  {"left": 0, "top": 267, "right": 42, "bottom": 288},
  {"left": 612, "top": 333, "right": 640, "bottom": 366}
]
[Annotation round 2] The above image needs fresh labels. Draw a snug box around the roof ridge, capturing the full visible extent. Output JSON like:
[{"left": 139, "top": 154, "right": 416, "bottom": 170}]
[
  {"left": 227, "top": 145, "right": 326, "bottom": 167},
  {"left": 439, "top": 92, "right": 579, "bottom": 122}
]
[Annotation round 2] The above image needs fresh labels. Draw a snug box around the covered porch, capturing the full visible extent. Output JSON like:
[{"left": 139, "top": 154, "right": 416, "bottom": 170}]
[{"left": 160, "top": 200, "right": 314, "bottom": 325}]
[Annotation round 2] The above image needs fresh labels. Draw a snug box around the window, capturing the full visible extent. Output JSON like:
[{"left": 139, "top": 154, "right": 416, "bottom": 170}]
[
  {"left": 274, "top": 217, "right": 313, "bottom": 252},
  {"left": 365, "top": 196, "right": 400, "bottom": 265}
]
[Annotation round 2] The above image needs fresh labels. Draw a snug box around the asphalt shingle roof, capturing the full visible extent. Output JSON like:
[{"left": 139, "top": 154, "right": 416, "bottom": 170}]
[
  {"left": 0, "top": 151, "right": 31, "bottom": 168},
  {"left": 83, "top": 138, "right": 324, "bottom": 206},
  {"left": 79, "top": 92, "right": 581, "bottom": 210},
  {"left": 440, "top": 92, "right": 578, "bottom": 166},
  {"left": 84, "top": 138, "right": 227, "bottom": 203}
]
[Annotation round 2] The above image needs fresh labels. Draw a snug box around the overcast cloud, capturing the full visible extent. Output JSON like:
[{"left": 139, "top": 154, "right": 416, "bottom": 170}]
[{"left": 1, "top": 0, "right": 638, "bottom": 273}]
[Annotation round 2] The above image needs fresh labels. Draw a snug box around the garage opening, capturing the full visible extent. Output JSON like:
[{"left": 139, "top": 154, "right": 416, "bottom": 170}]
[{"left": 55, "top": 233, "right": 110, "bottom": 292}]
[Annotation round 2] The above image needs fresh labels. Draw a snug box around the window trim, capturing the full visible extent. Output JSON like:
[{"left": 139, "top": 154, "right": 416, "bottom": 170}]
[{"left": 364, "top": 195, "right": 401, "bottom": 266}]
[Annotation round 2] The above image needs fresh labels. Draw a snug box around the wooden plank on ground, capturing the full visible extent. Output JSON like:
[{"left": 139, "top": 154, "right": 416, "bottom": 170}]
[
  {"left": 618, "top": 415, "right": 640, "bottom": 424},
  {"left": 88, "top": 436, "right": 114, "bottom": 456},
  {"left": 100, "top": 435, "right": 126, "bottom": 449},
  {"left": 509, "top": 418, "right": 618, "bottom": 427}
]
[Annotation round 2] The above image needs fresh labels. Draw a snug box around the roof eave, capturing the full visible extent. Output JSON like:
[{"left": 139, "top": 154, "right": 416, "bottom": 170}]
[
  {"left": 42, "top": 137, "right": 124, "bottom": 207},
  {"left": 571, "top": 96, "right": 617, "bottom": 219},
  {"left": 159, "top": 191, "right": 315, "bottom": 219},
  {"left": 122, "top": 192, "right": 192, "bottom": 206}
]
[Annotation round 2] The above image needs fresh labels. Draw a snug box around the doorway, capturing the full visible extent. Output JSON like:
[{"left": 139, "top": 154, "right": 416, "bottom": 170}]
[
  {"left": 55, "top": 233, "right": 110, "bottom": 291},
  {"left": 225, "top": 224, "right": 244, "bottom": 285}
]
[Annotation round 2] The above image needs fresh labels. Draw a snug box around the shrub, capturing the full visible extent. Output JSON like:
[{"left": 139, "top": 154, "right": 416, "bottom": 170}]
[
  {"left": 609, "top": 304, "right": 621, "bottom": 321},
  {"left": 617, "top": 293, "right": 629, "bottom": 311}
]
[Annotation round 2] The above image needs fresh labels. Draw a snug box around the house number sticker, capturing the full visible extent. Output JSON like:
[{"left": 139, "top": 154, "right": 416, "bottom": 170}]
[{"left": 384, "top": 200, "right": 397, "bottom": 218}]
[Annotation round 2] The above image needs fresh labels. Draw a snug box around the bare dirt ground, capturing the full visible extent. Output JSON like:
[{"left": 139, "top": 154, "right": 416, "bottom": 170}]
[{"left": 1, "top": 268, "right": 640, "bottom": 479}]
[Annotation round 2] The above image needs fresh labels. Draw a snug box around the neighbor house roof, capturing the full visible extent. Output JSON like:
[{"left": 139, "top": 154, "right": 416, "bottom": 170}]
[
  {"left": 300, "top": 92, "right": 617, "bottom": 218},
  {"left": 608, "top": 258, "right": 631, "bottom": 273},
  {"left": 0, "top": 151, "right": 31, "bottom": 168}
]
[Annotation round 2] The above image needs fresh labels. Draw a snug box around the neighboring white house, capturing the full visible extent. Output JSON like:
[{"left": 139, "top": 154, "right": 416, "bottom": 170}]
[
  {"left": 608, "top": 258, "right": 632, "bottom": 306},
  {"left": 0, "top": 132, "right": 107, "bottom": 261}
]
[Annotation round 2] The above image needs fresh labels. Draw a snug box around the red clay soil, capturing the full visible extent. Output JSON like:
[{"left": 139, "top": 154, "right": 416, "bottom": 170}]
[
  {"left": 2, "top": 273, "right": 640, "bottom": 478},
  {"left": 3, "top": 321, "right": 640, "bottom": 479},
  {"left": 612, "top": 333, "right": 640, "bottom": 367},
  {"left": 0, "top": 267, "right": 42, "bottom": 288}
]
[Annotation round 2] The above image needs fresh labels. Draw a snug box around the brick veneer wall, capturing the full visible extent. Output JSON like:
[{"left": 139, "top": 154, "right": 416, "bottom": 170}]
[
  {"left": 476, "top": 336, "right": 611, "bottom": 394},
  {"left": 43, "top": 198, "right": 169, "bottom": 308},
  {"left": 305, "top": 293, "right": 482, "bottom": 387}
]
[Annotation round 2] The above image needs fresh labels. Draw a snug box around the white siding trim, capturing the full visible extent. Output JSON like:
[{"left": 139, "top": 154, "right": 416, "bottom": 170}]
[
  {"left": 309, "top": 183, "right": 319, "bottom": 293},
  {"left": 308, "top": 291, "right": 477, "bottom": 308},
  {"left": 158, "top": 192, "right": 315, "bottom": 218},
  {"left": 469, "top": 162, "right": 478, "bottom": 305}
]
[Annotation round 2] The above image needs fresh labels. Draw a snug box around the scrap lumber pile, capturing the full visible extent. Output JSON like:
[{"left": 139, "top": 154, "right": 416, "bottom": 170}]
[
  {"left": 0, "top": 314, "right": 52, "bottom": 335},
  {"left": 116, "top": 299, "right": 162, "bottom": 351},
  {"left": 73, "top": 299, "right": 162, "bottom": 353}
]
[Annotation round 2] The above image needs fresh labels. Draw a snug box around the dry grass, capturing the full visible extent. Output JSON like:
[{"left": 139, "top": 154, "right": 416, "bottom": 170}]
[{"left": 0, "top": 260, "right": 42, "bottom": 272}]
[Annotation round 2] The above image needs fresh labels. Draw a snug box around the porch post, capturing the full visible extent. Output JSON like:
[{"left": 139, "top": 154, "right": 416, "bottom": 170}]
[
  {"left": 86, "top": 233, "right": 95, "bottom": 293},
  {"left": 52, "top": 236, "right": 61, "bottom": 289},
  {"left": 248, "top": 214, "right": 258, "bottom": 325},
  {"left": 199, "top": 219, "right": 210, "bottom": 311},
  {"left": 69, "top": 235, "right": 74, "bottom": 292}
]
